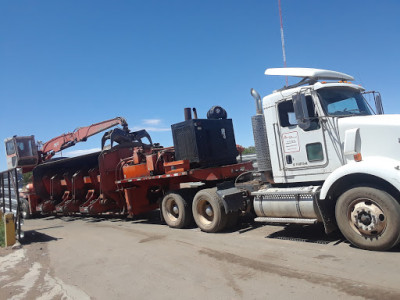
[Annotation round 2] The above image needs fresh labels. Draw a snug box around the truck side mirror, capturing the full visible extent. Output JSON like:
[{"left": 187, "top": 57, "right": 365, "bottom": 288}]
[
  {"left": 292, "top": 93, "right": 311, "bottom": 130},
  {"left": 374, "top": 93, "right": 384, "bottom": 115}
]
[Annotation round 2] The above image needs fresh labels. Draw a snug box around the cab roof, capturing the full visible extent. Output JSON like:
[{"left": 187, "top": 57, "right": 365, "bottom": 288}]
[{"left": 265, "top": 67, "right": 354, "bottom": 81}]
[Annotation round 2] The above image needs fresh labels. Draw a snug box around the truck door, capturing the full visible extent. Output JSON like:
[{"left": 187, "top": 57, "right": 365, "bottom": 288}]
[{"left": 277, "top": 93, "right": 328, "bottom": 173}]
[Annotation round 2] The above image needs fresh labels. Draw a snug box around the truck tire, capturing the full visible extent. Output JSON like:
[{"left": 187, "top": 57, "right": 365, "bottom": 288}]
[
  {"left": 335, "top": 187, "right": 400, "bottom": 251},
  {"left": 21, "top": 199, "right": 31, "bottom": 219},
  {"left": 161, "top": 191, "right": 193, "bottom": 229},
  {"left": 192, "top": 188, "right": 228, "bottom": 233}
]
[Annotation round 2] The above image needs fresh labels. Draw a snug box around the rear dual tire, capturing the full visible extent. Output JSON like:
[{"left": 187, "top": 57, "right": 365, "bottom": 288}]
[
  {"left": 192, "top": 188, "right": 230, "bottom": 233},
  {"left": 162, "top": 191, "right": 193, "bottom": 229},
  {"left": 162, "top": 187, "right": 239, "bottom": 233}
]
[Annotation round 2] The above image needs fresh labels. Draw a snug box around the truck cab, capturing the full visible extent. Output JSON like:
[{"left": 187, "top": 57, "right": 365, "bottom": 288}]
[
  {"left": 264, "top": 74, "right": 377, "bottom": 183},
  {"left": 250, "top": 68, "right": 400, "bottom": 251},
  {"left": 5, "top": 136, "right": 38, "bottom": 172}
]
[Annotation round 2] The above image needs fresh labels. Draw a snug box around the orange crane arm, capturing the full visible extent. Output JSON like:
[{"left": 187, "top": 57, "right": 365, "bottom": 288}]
[{"left": 41, "top": 117, "right": 128, "bottom": 159}]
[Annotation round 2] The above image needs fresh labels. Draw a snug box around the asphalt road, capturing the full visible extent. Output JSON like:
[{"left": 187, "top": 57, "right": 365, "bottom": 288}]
[{"left": 2, "top": 213, "right": 400, "bottom": 300}]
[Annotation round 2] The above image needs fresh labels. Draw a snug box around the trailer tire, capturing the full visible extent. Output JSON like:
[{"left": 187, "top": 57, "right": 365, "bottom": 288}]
[
  {"left": 335, "top": 187, "right": 400, "bottom": 251},
  {"left": 192, "top": 188, "right": 228, "bottom": 233},
  {"left": 162, "top": 191, "right": 193, "bottom": 229}
]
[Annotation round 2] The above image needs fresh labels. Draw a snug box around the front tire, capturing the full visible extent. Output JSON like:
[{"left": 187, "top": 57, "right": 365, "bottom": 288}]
[
  {"left": 192, "top": 188, "right": 228, "bottom": 233},
  {"left": 335, "top": 187, "right": 400, "bottom": 251}
]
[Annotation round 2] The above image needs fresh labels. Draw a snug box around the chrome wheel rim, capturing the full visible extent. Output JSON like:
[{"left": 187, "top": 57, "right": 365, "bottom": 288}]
[
  {"left": 196, "top": 198, "right": 214, "bottom": 225},
  {"left": 165, "top": 198, "right": 179, "bottom": 221},
  {"left": 348, "top": 198, "right": 386, "bottom": 237}
]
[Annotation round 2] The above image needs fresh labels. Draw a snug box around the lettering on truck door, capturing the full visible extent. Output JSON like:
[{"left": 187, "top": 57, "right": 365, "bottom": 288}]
[{"left": 277, "top": 95, "right": 328, "bottom": 172}]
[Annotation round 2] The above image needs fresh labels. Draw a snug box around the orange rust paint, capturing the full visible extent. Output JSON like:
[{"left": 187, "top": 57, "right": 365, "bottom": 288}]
[
  {"left": 164, "top": 160, "right": 190, "bottom": 174},
  {"left": 123, "top": 163, "right": 150, "bottom": 179},
  {"left": 83, "top": 176, "right": 92, "bottom": 184},
  {"left": 124, "top": 185, "right": 159, "bottom": 216},
  {"left": 146, "top": 154, "right": 157, "bottom": 172}
]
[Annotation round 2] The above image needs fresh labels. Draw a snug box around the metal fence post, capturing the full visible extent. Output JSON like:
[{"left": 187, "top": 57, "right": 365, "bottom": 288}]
[
  {"left": 8, "top": 171, "right": 11, "bottom": 213},
  {"left": 14, "top": 168, "right": 21, "bottom": 239},
  {"left": 0, "top": 173, "right": 4, "bottom": 213}
]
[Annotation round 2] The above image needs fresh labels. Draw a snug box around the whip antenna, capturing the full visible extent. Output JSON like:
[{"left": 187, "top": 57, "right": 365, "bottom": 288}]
[{"left": 278, "top": 0, "right": 288, "bottom": 86}]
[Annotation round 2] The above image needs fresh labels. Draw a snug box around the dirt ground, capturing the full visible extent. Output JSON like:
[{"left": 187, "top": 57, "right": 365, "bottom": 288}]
[{"left": 2, "top": 213, "right": 400, "bottom": 300}]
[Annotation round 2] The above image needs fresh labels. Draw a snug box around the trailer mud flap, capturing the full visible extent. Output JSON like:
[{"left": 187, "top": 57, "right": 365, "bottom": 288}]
[
  {"left": 316, "top": 198, "right": 337, "bottom": 234},
  {"left": 216, "top": 182, "right": 248, "bottom": 214}
]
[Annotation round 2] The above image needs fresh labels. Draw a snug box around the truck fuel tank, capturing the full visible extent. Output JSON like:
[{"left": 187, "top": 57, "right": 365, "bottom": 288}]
[{"left": 252, "top": 186, "right": 322, "bottom": 220}]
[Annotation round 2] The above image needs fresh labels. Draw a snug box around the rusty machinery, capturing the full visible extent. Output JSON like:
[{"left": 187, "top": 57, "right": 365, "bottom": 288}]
[{"left": 5, "top": 109, "right": 253, "bottom": 224}]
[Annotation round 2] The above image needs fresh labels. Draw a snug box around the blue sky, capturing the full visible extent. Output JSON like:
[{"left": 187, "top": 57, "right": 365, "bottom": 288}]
[{"left": 1, "top": 1, "right": 399, "bottom": 171}]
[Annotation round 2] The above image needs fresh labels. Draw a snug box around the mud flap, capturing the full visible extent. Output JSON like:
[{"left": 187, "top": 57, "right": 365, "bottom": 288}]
[
  {"left": 216, "top": 181, "right": 249, "bottom": 214},
  {"left": 316, "top": 198, "right": 338, "bottom": 234}
]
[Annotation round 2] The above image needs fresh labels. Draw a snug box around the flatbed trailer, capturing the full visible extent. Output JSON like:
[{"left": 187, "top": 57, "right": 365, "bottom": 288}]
[
  {"left": 117, "top": 161, "right": 253, "bottom": 230},
  {"left": 10, "top": 106, "right": 254, "bottom": 233}
]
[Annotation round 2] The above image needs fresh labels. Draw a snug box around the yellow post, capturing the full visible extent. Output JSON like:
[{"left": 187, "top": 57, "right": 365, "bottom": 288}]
[{"left": 4, "top": 212, "right": 16, "bottom": 247}]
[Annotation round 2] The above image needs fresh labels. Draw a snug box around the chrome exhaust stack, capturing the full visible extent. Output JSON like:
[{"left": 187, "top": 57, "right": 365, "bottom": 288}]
[{"left": 250, "top": 89, "right": 273, "bottom": 183}]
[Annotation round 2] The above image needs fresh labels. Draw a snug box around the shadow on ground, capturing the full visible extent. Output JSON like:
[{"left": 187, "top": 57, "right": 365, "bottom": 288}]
[
  {"left": 51, "top": 209, "right": 164, "bottom": 226},
  {"left": 21, "top": 230, "right": 60, "bottom": 245},
  {"left": 234, "top": 218, "right": 346, "bottom": 246},
  {"left": 264, "top": 223, "right": 346, "bottom": 245},
  {"left": 263, "top": 224, "right": 400, "bottom": 252}
]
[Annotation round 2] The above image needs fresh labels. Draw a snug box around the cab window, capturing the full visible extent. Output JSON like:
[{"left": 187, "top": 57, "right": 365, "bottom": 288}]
[
  {"left": 317, "top": 87, "right": 372, "bottom": 116},
  {"left": 278, "top": 100, "right": 297, "bottom": 127},
  {"left": 6, "top": 140, "right": 16, "bottom": 155},
  {"left": 306, "top": 143, "right": 324, "bottom": 161},
  {"left": 278, "top": 96, "right": 320, "bottom": 131},
  {"left": 16, "top": 139, "right": 35, "bottom": 156}
]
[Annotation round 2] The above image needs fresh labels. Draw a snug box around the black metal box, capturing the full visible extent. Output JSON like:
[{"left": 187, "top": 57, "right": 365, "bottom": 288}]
[{"left": 171, "top": 119, "right": 238, "bottom": 167}]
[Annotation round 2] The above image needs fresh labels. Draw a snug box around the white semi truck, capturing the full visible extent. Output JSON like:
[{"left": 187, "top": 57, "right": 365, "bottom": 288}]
[
  {"left": 247, "top": 67, "right": 400, "bottom": 251},
  {"left": 4, "top": 67, "right": 399, "bottom": 252}
]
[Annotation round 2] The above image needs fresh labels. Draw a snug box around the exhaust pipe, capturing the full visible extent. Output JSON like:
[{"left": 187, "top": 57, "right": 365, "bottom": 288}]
[
  {"left": 250, "top": 89, "right": 274, "bottom": 183},
  {"left": 251, "top": 88, "right": 263, "bottom": 115},
  {"left": 192, "top": 108, "right": 198, "bottom": 119},
  {"left": 184, "top": 108, "right": 192, "bottom": 121}
]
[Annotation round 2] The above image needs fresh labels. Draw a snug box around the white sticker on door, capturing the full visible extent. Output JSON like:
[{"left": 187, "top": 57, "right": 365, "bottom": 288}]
[{"left": 282, "top": 131, "right": 300, "bottom": 153}]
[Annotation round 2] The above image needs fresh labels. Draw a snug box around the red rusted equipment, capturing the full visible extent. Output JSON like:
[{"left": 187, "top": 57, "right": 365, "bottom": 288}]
[
  {"left": 40, "top": 117, "right": 129, "bottom": 162},
  {"left": 5, "top": 117, "right": 129, "bottom": 173},
  {"left": 6, "top": 107, "right": 254, "bottom": 233},
  {"left": 117, "top": 160, "right": 253, "bottom": 216}
]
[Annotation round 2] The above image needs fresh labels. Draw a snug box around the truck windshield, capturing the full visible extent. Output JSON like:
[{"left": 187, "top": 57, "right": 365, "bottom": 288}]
[{"left": 317, "top": 87, "right": 373, "bottom": 116}]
